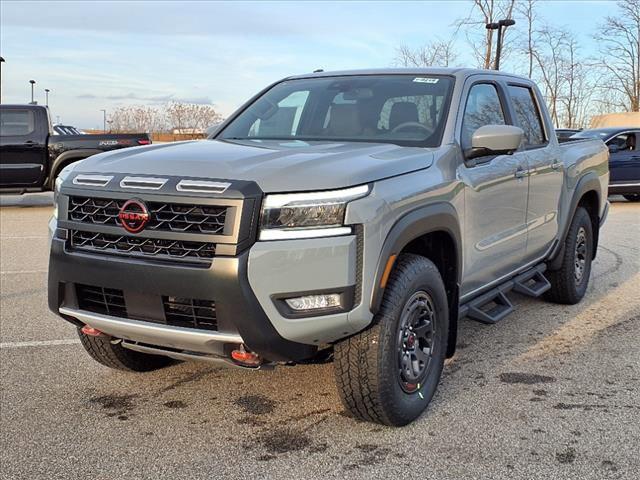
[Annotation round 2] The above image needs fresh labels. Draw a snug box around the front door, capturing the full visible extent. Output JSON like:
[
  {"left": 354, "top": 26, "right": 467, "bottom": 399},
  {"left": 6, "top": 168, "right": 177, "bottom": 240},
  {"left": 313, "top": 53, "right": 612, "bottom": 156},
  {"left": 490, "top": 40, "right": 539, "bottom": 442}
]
[
  {"left": 457, "top": 81, "right": 530, "bottom": 297},
  {"left": 0, "top": 107, "right": 47, "bottom": 187}
]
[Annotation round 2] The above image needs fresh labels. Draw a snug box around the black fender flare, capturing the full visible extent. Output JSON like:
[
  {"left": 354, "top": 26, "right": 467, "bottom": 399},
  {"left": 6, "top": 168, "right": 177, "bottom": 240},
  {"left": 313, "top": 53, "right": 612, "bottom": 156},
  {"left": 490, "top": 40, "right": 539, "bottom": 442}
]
[
  {"left": 370, "top": 203, "right": 462, "bottom": 358},
  {"left": 548, "top": 172, "right": 602, "bottom": 270},
  {"left": 370, "top": 202, "right": 462, "bottom": 314},
  {"left": 48, "top": 149, "right": 103, "bottom": 189}
]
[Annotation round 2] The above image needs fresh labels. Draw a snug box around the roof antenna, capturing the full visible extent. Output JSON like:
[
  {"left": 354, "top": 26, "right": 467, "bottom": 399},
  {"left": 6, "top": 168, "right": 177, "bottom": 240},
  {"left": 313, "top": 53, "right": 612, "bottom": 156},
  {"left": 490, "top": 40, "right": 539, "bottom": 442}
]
[{"left": 313, "top": 68, "right": 324, "bottom": 73}]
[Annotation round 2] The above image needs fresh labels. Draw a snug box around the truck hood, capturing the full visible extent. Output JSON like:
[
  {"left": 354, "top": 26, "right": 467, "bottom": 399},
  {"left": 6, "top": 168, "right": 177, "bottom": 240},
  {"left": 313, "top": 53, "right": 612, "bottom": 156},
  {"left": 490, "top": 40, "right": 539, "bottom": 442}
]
[{"left": 75, "top": 139, "right": 436, "bottom": 192}]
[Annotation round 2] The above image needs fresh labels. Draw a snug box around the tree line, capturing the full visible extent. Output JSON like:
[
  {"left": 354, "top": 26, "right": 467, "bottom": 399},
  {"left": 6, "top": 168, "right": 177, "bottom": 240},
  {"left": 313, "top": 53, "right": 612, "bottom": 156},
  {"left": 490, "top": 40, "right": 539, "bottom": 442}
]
[
  {"left": 108, "top": 102, "right": 222, "bottom": 138},
  {"left": 395, "top": 0, "right": 640, "bottom": 128}
]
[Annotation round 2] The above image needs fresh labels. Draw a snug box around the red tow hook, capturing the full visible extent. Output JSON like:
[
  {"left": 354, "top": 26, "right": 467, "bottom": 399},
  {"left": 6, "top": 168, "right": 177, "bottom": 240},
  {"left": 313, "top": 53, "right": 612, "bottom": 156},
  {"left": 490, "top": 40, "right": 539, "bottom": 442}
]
[
  {"left": 231, "top": 345, "right": 262, "bottom": 367},
  {"left": 81, "top": 325, "right": 104, "bottom": 337}
]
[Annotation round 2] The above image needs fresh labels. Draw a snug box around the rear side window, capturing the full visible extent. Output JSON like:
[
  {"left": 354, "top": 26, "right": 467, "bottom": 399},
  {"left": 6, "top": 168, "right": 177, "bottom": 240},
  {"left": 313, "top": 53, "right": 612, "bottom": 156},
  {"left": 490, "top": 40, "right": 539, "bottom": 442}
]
[
  {"left": 0, "top": 109, "right": 35, "bottom": 136},
  {"left": 461, "top": 83, "right": 506, "bottom": 150},
  {"left": 508, "top": 86, "right": 546, "bottom": 147}
]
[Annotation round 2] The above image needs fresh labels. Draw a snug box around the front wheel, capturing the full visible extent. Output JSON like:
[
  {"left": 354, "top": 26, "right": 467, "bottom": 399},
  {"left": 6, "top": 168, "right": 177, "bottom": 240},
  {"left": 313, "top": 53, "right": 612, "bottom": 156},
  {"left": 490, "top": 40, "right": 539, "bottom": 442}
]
[
  {"left": 623, "top": 194, "right": 640, "bottom": 202},
  {"left": 333, "top": 254, "right": 448, "bottom": 426}
]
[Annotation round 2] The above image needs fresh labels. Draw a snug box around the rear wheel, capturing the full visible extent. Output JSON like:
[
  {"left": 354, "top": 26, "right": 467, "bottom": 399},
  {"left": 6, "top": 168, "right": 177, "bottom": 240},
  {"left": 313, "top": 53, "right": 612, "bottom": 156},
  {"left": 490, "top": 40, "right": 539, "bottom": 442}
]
[
  {"left": 334, "top": 254, "right": 448, "bottom": 426},
  {"left": 544, "top": 206, "right": 593, "bottom": 304},
  {"left": 78, "top": 329, "right": 174, "bottom": 372},
  {"left": 623, "top": 194, "right": 640, "bottom": 202}
]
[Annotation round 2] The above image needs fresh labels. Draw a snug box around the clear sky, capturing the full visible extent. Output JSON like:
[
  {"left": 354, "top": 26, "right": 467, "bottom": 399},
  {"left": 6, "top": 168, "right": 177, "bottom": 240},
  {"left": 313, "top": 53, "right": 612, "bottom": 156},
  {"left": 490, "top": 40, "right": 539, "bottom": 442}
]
[{"left": 0, "top": 0, "right": 614, "bottom": 129}]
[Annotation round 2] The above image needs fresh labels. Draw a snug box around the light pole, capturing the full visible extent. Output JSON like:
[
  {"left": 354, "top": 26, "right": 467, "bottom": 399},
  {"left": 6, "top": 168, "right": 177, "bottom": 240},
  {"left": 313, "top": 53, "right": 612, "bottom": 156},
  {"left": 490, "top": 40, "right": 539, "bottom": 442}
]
[
  {"left": 100, "top": 109, "right": 107, "bottom": 133},
  {"left": 486, "top": 18, "right": 516, "bottom": 70},
  {"left": 45, "top": 89, "right": 50, "bottom": 106},
  {"left": 29, "top": 79, "right": 36, "bottom": 104},
  {"left": 0, "top": 57, "right": 5, "bottom": 104}
]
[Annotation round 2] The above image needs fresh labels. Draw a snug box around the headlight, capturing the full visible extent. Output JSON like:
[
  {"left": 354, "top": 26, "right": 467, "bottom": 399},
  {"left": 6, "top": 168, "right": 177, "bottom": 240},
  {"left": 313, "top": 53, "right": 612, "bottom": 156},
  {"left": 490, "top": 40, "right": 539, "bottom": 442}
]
[
  {"left": 53, "top": 163, "right": 79, "bottom": 219},
  {"left": 259, "top": 184, "right": 369, "bottom": 240}
]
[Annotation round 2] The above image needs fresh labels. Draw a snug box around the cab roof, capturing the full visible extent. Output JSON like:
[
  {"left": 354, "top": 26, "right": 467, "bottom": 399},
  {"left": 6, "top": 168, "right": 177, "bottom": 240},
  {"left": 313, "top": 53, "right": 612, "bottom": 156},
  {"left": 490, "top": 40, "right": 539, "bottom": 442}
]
[{"left": 287, "top": 67, "right": 531, "bottom": 82}]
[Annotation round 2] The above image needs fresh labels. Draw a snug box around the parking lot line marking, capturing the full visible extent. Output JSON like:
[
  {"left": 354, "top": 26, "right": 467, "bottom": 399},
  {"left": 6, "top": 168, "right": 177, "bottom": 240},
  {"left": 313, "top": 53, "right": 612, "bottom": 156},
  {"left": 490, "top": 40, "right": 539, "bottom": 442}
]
[
  {"left": 0, "top": 339, "right": 81, "bottom": 349},
  {"left": 1, "top": 269, "right": 48, "bottom": 275}
]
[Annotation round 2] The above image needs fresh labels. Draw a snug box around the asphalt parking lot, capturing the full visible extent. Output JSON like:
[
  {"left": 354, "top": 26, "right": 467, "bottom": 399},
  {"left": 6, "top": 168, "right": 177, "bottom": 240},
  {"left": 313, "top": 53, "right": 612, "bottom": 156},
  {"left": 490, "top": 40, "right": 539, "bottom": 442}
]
[{"left": 0, "top": 195, "right": 638, "bottom": 480}]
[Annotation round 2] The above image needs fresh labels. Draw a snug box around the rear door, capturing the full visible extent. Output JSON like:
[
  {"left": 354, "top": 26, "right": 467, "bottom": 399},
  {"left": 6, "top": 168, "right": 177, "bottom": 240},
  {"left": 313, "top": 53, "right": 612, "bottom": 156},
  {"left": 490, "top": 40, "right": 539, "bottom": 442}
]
[
  {"left": 0, "top": 107, "right": 48, "bottom": 187},
  {"left": 607, "top": 131, "right": 640, "bottom": 184},
  {"left": 505, "top": 83, "right": 563, "bottom": 261},
  {"left": 457, "top": 79, "right": 530, "bottom": 297}
]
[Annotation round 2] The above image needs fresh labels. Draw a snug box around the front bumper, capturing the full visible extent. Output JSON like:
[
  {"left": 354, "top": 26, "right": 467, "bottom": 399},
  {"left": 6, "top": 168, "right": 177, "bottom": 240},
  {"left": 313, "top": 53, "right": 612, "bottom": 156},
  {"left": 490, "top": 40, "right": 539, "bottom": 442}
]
[
  {"left": 49, "top": 229, "right": 361, "bottom": 362},
  {"left": 48, "top": 235, "right": 319, "bottom": 362}
]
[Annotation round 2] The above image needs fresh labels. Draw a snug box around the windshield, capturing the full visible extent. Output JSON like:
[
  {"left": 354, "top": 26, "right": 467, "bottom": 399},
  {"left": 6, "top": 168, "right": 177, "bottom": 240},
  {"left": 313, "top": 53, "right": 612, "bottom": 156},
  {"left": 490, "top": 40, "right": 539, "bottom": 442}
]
[{"left": 218, "top": 75, "right": 454, "bottom": 147}]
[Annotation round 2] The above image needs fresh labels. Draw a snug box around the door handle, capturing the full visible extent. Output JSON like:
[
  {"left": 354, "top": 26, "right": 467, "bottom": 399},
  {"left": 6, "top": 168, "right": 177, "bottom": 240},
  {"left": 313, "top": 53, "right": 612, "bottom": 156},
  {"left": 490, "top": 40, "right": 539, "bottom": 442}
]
[
  {"left": 23, "top": 141, "right": 37, "bottom": 148},
  {"left": 514, "top": 168, "right": 528, "bottom": 179},
  {"left": 551, "top": 159, "right": 562, "bottom": 170}
]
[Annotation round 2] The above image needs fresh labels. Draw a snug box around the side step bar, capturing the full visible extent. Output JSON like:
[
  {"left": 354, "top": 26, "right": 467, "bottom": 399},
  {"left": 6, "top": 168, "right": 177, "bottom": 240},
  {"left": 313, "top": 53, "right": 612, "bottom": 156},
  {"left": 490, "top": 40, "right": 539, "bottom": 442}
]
[
  {"left": 513, "top": 268, "right": 551, "bottom": 297},
  {"left": 459, "top": 264, "right": 550, "bottom": 325}
]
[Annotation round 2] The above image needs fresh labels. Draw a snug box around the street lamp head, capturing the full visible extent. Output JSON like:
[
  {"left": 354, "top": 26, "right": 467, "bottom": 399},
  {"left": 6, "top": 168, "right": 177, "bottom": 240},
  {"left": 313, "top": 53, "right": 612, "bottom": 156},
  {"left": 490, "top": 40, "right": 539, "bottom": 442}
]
[
  {"left": 486, "top": 22, "right": 500, "bottom": 30},
  {"left": 29, "top": 79, "right": 36, "bottom": 85},
  {"left": 0, "top": 57, "right": 5, "bottom": 63},
  {"left": 500, "top": 19, "right": 516, "bottom": 27},
  {"left": 45, "top": 89, "right": 50, "bottom": 93}
]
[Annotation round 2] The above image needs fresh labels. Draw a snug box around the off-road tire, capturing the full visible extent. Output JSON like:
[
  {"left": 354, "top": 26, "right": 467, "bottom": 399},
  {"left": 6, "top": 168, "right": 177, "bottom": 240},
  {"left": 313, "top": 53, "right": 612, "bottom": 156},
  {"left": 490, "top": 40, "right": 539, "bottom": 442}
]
[
  {"left": 78, "top": 329, "right": 174, "bottom": 372},
  {"left": 544, "top": 206, "right": 593, "bottom": 305},
  {"left": 623, "top": 194, "right": 640, "bottom": 202},
  {"left": 334, "top": 254, "right": 448, "bottom": 426}
]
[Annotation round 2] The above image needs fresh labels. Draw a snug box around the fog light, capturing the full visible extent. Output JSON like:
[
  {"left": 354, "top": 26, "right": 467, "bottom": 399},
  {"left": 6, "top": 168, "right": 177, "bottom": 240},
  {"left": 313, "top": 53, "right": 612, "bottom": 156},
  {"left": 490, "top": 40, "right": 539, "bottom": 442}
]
[{"left": 285, "top": 293, "right": 341, "bottom": 311}]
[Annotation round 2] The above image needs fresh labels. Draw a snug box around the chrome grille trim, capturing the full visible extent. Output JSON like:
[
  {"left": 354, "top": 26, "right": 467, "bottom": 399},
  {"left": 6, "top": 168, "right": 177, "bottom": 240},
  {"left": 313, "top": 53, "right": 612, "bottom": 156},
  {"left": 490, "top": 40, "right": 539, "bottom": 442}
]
[
  {"left": 176, "top": 180, "right": 231, "bottom": 194},
  {"left": 72, "top": 174, "right": 113, "bottom": 187},
  {"left": 120, "top": 176, "right": 168, "bottom": 190}
]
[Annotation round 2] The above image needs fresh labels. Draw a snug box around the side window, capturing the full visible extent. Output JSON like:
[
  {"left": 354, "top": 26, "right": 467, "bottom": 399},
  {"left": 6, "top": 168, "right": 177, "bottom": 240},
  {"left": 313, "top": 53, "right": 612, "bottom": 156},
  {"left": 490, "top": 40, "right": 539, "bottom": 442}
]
[
  {"left": 249, "top": 90, "right": 309, "bottom": 137},
  {"left": 0, "top": 109, "right": 35, "bottom": 136},
  {"left": 461, "top": 84, "right": 506, "bottom": 150},
  {"left": 607, "top": 133, "right": 636, "bottom": 151},
  {"left": 508, "top": 85, "right": 546, "bottom": 147}
]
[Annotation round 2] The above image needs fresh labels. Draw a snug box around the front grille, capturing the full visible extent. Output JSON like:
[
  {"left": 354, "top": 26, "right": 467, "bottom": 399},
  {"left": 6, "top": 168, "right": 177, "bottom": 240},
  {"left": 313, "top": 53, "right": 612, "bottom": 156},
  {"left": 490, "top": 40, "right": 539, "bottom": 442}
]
[
  {"left": 68, "top": 196, "right": 227, "bottom": 235},
  {"left": 76, "top": 284, "right": 126, "bottom": 317},
  {"left": 70, "top": 230, "right": 215, "bottom": 265},
  {"left": 162, "top": 296, "right": 218, "bottom": 330}
]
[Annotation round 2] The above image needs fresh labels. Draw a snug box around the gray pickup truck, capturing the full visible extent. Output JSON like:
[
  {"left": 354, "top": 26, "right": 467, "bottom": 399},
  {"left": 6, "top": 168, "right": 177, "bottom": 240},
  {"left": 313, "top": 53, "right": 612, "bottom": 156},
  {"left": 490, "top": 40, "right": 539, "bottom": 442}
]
[{"left": 48, "top": 68, "right": 609, "bottom": 426}]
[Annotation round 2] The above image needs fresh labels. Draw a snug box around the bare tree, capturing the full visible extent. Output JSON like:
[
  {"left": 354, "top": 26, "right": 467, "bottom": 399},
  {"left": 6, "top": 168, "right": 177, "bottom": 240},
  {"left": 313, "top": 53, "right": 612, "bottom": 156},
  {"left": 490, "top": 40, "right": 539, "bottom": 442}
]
[
  {"left": 109, "top": 105, "right": 166, "bottom": 134},
  {"left": 165, "top": 102, "right": 222, "bottom": 139},
  {"left": 516, "top": 0, "right": 538, "bottom": 78},
  {"left": 395, "top": 39, "right": 458, "bottom": 67},
  {"left": 595, "top": 0, "right": 640, "bottom": 111},
  {"left": 531, "top": 25, "right": 569, "bottom": 126},
  {"left": 455, "top": 0, "right": 516, "bottom": 69},
  {"left": 558, "top": 34, "right": 596, "bottom": 128}
]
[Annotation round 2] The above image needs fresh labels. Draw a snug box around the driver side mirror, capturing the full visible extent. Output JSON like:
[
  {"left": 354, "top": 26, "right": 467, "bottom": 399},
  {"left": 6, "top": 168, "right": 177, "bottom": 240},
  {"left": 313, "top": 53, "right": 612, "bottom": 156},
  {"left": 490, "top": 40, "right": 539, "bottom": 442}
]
[
  {"left": 465, "top": 125, "right": 524, "bottom": 163},
  {"left": 608, "top": 144, "right": 619, "bottom": 154}
]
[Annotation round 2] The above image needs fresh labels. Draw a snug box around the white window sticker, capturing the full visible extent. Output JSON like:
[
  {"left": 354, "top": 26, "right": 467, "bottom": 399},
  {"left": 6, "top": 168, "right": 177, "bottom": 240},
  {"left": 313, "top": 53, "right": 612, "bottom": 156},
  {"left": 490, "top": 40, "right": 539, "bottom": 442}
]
[{"left": 413, "top": 77, "right": 439, "bottom": 84}]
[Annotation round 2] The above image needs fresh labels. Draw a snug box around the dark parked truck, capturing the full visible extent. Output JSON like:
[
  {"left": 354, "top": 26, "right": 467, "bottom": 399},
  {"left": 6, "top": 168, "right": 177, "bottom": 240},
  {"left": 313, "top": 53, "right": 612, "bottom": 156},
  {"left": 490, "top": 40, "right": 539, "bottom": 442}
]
[
  {"left": 48, "top": 69, "right": 609, "bottom": 426},
  {"left": 0, "top": 104, "right": 151, "bottom": 193}
]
